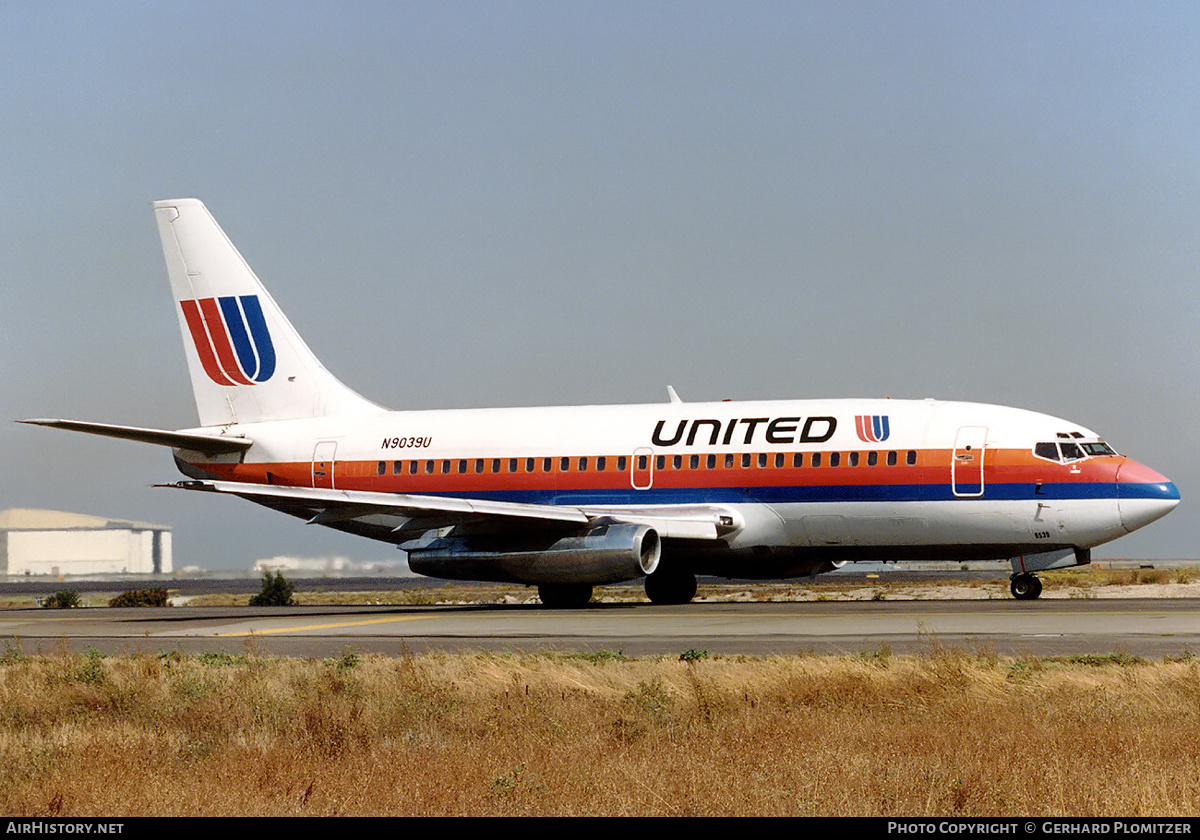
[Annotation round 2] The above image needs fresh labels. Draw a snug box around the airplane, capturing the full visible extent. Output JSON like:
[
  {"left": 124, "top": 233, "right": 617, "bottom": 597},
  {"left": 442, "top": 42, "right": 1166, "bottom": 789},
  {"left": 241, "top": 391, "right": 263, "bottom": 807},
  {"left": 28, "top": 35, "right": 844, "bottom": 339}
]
[{"left": 21, "top": 199, "right": 1181, "bottom": 606}]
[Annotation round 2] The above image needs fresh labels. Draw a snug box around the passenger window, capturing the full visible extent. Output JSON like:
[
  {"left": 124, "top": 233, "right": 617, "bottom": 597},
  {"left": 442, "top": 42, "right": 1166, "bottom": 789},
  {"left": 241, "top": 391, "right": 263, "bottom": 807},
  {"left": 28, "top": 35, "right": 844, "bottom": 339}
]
[
  {"left": 848, "top": 452, "right": 859, "bottom": 467},
  {"left": 578, "top": 456, "right": 588, "bottom": 471},
  {"left": 706, "top": 454, "right": 716, "bottom": 469},
  {"left": 410, "top": 461, "right": 419, "bottom": 475},
  {"left": 775, "top": 453, "right": 784, "bottom": 468},
  {"left": 475, "top": 459, "right": 485, "bottom": 474},
  {"left": 426, "top": 461, "right": 435, "bottom": 475},
  {"left": 525, "top": 458, "right": 535, "bottom": 473},
  {"left": 793, "top": 453, "right": 803, "bottom": 468},
  {"left": 673, "top": 455, "right": 682, "bottom": 469},
  {"left": 509, "top": 458, "right": 518, "bottom": 473},
  {"left": 616, "top": 456, "right": 627, "bottom": 471},
  {"left": 441, "top": 460, "right": 451, "bottom": 474},
  {"left": 887, "top": 451, "right": 896, "bottom": 467},
  {"left": 906, "top": 451, "right": 917, "bottom": 466},
  {"left": 637, "top": 455, "right": 647, "bottom": 470},
  {"left": 458, "top": 460, "right": 468, "bottom": 474},
  {"left": 560, "top": 457, "right": 570, "bottom": 472},
  {"left": 690, "top": 455, "right": 700, "bottom": 469},
  {"left": 741, "top": 454, "right": 751, "bottom": 468},
  {"left": 491, "top": 459, "right": 500, "bottom": 473},
  {"left": 725, "top": 454, "right": 735, "bottom": 468},
  {"left": 597, "top": 456, "right": 607, "bottom": 471},
  {"left": 543, "top": 457, "right": 552, "bottom": 472},
  {"left": 656, "top": 456, "right": 665, "bottom": 470},
  {"left": 867, "top": 451, "right": 877, "bottom": 467},
  {"left": 377, "top": 461, "right": 386, "bottom": 476},
  {"left": 757, "top": 453, "right": 767, "bottom": 468},
  {"left": 812, "top": 452, "right": 822, "bottom": 467},
  {"left": 830, "top": 452, "right": 840, "bottom": 467}
]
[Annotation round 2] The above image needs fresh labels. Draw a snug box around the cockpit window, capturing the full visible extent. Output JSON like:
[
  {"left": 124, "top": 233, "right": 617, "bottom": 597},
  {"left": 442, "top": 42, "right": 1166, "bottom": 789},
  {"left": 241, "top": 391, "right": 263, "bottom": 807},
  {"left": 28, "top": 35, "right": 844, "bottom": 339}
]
[
  {"left": 1059, "top": 442, "right": 1084, "bottom": 461},
  {"left": 1034, "top": 442, "right": 1058, "bottom": 461},
  {"left": 1034, "top": 439, "right": 1118, "bottom": 463}
]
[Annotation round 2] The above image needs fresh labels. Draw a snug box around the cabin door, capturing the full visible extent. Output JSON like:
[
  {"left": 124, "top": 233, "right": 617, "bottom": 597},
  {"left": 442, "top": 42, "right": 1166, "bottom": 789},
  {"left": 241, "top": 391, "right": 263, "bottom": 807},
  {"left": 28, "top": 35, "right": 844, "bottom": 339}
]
[
  {"left": 631, "top": 447, "right": 654, "bottom": 490},
  {"left": 312, "top": 441, "right": 337, "bottom": 489},
  {"left": 952, "top": 426, "right": 987, "bottom": 497}
]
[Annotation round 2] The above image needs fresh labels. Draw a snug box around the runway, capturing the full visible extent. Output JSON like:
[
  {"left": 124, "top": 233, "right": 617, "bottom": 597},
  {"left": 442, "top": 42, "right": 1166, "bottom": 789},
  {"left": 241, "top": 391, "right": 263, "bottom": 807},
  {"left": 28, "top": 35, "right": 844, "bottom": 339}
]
[{"left": 3, "top": 598, "right": 1198, "bottom": 658}]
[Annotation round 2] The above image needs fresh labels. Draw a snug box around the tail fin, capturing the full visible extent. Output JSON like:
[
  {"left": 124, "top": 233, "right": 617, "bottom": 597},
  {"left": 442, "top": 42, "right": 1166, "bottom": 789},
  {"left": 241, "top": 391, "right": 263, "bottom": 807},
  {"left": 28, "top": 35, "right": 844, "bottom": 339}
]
[{"left": 154, "top": 199, "right": 379, "bottom": 427}]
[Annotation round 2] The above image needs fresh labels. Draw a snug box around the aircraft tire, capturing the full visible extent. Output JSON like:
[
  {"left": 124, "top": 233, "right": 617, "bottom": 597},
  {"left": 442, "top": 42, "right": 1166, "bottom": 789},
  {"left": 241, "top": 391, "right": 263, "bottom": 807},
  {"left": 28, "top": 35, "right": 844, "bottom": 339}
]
[
  {"left": 537, "top": 583, "right": 594, "bottom": 608},
  {"left": 644, "top": 568, "right": 698, "bottom": 605},
  {"left": 1010, "top": 573, "right": 1043, "bottom": 600}
]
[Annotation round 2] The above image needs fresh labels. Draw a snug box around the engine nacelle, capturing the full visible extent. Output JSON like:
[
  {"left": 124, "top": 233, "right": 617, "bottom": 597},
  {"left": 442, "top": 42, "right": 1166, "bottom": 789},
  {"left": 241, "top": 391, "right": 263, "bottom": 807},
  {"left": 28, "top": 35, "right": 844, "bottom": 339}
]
[{"left": 408, "top": 521, "right": 661, "bottom": 586}]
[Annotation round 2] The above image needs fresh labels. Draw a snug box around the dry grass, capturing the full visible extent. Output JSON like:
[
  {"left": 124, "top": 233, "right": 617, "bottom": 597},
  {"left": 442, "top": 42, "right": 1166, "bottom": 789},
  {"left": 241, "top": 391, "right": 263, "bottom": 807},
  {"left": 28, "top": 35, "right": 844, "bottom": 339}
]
[
  {"left": 1, "top": 645, "right": 1199, "bottom": 816},
  {"left": 1046, "top": 566, "right": 1199, "bottom": 587}
]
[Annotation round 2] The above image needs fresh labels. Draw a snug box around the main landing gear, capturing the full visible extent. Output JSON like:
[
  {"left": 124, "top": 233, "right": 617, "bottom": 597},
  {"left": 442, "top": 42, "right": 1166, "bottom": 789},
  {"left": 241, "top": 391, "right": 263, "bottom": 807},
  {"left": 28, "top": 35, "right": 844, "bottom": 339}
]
[
  {"left": 1009, "top": 573, "right": 1043, "bottom": 600},
  {"left": 537, "top": 583, "right": 594, "bottom": 608},
  {"left": 644, "top": 567, "right": 698, "bottom": 605},
  {"left": 538, "top": 568, "right": 700, "bottom": 608}
]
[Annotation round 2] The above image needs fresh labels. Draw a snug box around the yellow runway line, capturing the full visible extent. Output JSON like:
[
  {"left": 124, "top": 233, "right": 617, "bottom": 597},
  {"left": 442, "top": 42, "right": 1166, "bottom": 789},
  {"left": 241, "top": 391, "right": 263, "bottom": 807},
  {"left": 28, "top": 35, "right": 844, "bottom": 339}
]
[{"left": 214, "top": 614, "right": 429, "bottom": 637}]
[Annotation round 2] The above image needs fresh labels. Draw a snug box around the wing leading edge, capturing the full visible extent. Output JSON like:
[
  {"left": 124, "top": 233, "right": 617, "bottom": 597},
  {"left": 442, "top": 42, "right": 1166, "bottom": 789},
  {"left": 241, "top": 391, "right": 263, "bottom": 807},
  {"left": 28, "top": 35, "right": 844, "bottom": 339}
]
[{"left": 161, "top": 479, "right": 730, "bottom": 542}]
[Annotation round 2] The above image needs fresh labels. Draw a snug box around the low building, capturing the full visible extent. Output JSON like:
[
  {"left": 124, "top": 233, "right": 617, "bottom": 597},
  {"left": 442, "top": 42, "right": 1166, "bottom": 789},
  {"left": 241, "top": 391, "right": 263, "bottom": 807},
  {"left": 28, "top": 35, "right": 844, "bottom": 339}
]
[{"left": 0, "top": 508, "right": 172, "bottom": 576}]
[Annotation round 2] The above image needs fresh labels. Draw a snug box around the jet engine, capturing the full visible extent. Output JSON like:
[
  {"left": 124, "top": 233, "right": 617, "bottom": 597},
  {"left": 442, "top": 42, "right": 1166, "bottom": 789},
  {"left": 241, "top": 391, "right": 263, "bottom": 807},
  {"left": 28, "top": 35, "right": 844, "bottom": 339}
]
[{"left": 407, "top": 520, "right": 661, "bottom": 586}]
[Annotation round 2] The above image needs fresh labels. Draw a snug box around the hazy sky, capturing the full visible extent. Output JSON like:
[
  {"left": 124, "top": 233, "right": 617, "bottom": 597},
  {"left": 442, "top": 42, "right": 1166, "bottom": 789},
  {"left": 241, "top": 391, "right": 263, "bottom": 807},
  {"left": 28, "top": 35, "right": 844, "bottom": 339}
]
[{"left": 4, "top": 1, "right": 1198, "bottom": 571}]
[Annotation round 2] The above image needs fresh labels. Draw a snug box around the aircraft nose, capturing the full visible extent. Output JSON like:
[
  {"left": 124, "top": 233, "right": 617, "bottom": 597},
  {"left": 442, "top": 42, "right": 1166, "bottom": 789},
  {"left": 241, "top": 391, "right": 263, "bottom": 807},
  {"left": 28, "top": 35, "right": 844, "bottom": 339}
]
[{"left": 1116, "top": 459, "right": 1181, "bottom": 533}]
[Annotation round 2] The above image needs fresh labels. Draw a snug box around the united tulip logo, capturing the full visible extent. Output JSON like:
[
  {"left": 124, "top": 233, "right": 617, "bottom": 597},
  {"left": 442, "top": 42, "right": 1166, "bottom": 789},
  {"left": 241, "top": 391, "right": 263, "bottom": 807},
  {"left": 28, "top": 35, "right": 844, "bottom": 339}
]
[
  {"left": 180, "top": 295, "right": 276, "bottom": 386},
  {"left": 855, "top": 415, "right": 890, "bottom": 443}
]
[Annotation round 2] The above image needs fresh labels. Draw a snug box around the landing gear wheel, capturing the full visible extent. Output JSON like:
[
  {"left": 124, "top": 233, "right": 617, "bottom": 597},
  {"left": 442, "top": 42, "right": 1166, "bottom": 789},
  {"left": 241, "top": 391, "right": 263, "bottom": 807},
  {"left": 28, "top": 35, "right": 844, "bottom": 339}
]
[
  {"left": 1010, "top": 573, "right": 1043, "bottom": 600},
  {"left": 537, "top": 583, "right": 594, "bottom": 608},
  {"left": 644, "top": 568, "right": 697, "bottom": 605}
]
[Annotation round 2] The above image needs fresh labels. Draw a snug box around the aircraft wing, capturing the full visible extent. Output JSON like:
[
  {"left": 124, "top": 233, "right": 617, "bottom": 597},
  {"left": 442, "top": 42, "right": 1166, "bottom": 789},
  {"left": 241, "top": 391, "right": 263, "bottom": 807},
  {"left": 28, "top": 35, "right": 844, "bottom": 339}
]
[{"left": 161, "top": 480, "right": 730, "bottom": 541}]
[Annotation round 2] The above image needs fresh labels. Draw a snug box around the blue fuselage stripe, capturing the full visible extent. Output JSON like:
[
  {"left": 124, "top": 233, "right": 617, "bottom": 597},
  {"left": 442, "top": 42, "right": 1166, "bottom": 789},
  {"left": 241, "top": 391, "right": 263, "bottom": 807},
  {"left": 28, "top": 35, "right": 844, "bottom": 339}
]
[{"left": 413, "top": 482, "right": 1177, "bottom": 507}]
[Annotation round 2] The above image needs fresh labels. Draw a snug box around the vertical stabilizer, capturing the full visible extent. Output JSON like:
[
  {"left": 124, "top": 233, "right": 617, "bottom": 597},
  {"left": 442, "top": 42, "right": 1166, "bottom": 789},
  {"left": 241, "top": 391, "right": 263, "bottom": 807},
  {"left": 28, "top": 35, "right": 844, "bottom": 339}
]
[{"left": 154, "top": 199, "right": 380, "bottom": 427}]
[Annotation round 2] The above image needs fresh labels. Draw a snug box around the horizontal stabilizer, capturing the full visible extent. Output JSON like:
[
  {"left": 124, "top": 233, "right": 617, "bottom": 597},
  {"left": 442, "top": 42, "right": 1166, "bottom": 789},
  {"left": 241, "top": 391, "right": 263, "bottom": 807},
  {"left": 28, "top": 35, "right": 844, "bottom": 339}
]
[{"left": 18, "top": 419, "right": 252, "bottom": 455}]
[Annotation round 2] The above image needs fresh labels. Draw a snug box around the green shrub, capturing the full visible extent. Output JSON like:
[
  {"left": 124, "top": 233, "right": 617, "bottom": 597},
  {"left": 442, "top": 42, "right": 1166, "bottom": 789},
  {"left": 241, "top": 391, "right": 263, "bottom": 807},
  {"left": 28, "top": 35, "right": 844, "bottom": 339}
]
[
  {"left": 109, "top": 588, "right": 170, "bottom": 608},
  {"left": 73, "top": 648, "right": 107, "bottom": 684},
  {"left": 41, "top": 590, "right": 81, "bottom": 609},
  {"left": 249, "top": 571, "right": 296, "bottom": 606}
]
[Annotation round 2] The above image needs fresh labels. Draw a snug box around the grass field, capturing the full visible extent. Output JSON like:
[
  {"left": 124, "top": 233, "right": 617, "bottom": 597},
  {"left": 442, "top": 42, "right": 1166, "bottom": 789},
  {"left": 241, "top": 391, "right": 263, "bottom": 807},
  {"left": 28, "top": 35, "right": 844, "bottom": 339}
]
[
  {"left": 1, "top": 642, "right": 1198, "bottom": 816},
  {"left": 3, "top": 570, "right": 1197, "bottom": 816}
]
